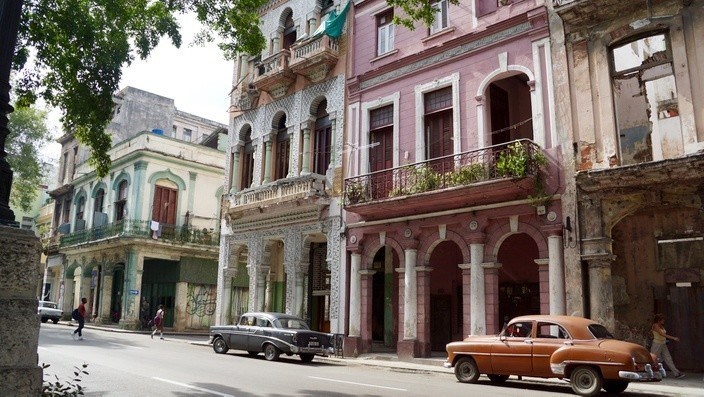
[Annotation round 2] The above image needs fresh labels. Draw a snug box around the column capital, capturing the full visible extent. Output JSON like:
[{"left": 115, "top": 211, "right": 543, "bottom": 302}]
[
  {"left": 458, "top": 263, "right": 471, "bottom": 270},
  {"left": 467, "top": 232, "right": 486, "bottom": 245},
  {"left": 416, "top": 266, "right": 433, "bottom": 272},
  {"left": 359, "top": 269, "right": 376, "bottom": 276},
  {"left": 534, "top": 258, "right": 549, "bottom": 266},
  {"left": 481, "top": 262, "right": 501, "bottom": 270},
  {"left": 586, "top": 255, "right": 616, "bottom": 269}
]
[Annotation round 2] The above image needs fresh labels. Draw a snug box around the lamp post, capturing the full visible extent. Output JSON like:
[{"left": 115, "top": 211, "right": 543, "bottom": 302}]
[{"left": 0, "top": 0, "right": 23, "bottom": 226}]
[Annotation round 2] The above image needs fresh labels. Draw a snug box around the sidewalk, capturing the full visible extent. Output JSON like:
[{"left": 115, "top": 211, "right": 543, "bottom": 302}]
[{"left": 61, "top": 321, "right": 704, "bottom": 396}]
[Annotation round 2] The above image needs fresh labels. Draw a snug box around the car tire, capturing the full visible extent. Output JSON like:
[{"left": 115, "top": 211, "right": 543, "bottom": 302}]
[
  {"left": 300, "top": 354, "right": 315, "bottom": 363},
  {"left": 454, "top": 357, "right": 480, "bottom": 383},
  {"left": 247, "top": 351, "right": 259, "bottom": 357},
  {"left": 487, "top": 374, "right": 509, "bottom": 383},
  {"left": 212, "top": 337, "right": 229, "bottom": 354},
  {"left": 602, "top": 380, "right": 629, "bottom": 394},
  {"left": 52, "top": 318, "right": 59, "bottom": 324},
  {"left": 41, "top": 318, "right": 48, "bottom": 323},
  {"left": 570, "top": 366, "right": 602, "bottom": 397},
  {"left": 264, "top": 344, "right": 281, "bottom": 361}
]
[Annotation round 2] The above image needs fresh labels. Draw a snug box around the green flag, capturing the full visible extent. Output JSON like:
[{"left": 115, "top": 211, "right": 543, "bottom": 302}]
[{"left": 324, "top": 1, "right": 351, "bottom": 39}]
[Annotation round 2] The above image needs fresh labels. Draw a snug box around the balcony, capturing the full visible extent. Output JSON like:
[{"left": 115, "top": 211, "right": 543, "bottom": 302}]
[
  {"left": 552, "top": 0, "right": 638, "bottom": 28},
  {"left": 289, "top": 35, "right": 340, "bottom": 83},
  {"left": 344, "top": 140, "right": 547, "bottom": 221},
  {"left": 226, "top": 174, "right": 327, "bottom": 218},
  {"left": 60, "top": 220, "right": 220, "bottom": 248},
  {"left": 251, "top": 50, "right": 296, "bottom": 98}
]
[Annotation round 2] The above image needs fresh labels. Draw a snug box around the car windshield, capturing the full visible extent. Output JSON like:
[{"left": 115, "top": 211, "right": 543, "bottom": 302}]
[
  {"left": 588, "top": 323, "right": 614, "bottom": 339},
  {"left": 275, "top": 318, "right": 311, "bottom": 330}
]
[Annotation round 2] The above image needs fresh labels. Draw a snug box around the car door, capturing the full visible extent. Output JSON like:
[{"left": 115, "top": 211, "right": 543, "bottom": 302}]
[
  {"left": 247, "top": 315, "right": 274, "bottom": 352},
  {"left": 532, "top": 322, "right": 571, "bottom": 377},
  {"left": 230, "top": 315, "right": 255, "bottom": 350},
  {"left": 490, "top": 320, "right": 534, "bottom": 375}
]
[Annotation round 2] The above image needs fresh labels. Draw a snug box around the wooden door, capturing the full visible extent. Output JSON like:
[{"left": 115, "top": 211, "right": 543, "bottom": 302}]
[
  {"left": 430, "top": 294, "right": 452, "bottom": 351},
  {"left": 425, "top": 109, "right": 453, "bottom": 172},
  {"left": 369, "top": 127, "right": 393, "bottom": 199},
  {"left": 152, "top": 186, "right": 178, "bottom": 238},
  {"left": 655, "top": 285, "right": 704, "bottom": 371}
]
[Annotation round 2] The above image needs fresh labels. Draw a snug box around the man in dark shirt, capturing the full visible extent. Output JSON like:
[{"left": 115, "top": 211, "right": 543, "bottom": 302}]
[{"left": 72, "top": 297, "right": 88, "bottom": 341}]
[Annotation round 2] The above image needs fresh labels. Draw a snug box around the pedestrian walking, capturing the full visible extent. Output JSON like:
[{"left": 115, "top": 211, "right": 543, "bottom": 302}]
[
  {"left": 151, "top": 304, "right": 165, "bottom": 340},
  {"left": 650, "top": 313, "right": 685, "bottom": 378},
  {"left": 71, "top": 297, "right": 88, "bottom": 341}
]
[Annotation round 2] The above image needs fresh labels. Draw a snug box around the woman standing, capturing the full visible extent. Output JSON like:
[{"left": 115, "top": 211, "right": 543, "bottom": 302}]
[
  {"left": 651, "top": 313, "right": 685, "bottom": 378},
  {"left": 151, "top": 304, "right": 165, "bottom": 340}
]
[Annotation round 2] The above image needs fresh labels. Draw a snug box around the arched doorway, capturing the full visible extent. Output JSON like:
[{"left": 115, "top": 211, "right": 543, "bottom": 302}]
[
  {"left": 428, "top": 240, "right": 463, "bottom": 351},
  {"left": 370, "top": 246, "right": 398, "bottom": 350},
  {"left": 308, "top": 240, "right": 330, "bottom": 332},
  {"left": 486, "top": 74, "right": 533, "bottom": 146},
  {"left": 497, "top": 233, "right": 539, "bottom": 329}
]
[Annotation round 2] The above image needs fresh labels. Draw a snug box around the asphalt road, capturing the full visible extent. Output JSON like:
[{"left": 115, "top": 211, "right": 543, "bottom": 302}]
[{"left": 38, "top": 323, "right": 672, "bottom": 397}]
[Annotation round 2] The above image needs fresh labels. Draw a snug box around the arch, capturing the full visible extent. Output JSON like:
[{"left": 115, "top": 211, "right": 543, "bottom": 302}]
[
  {"left": 91, "top": 181, "right": 107, "bottom": 198},
  {"left": 271, "top": 110, "right": 288, "bottom": 130},
  {"left": 73, "top": 187, "right": 88, "bottom": 204},
  {"left": 147, "top": 169, "right": 186, "bottom": 191},
  {"left": 485, "top": 220, "right": 548, "bottom": 262},
  {"left": 278, "top": 7, "right": 294, "bottom": 29},
  {"left": 308, "top": 95, "right": 328, "bottom": 117},
  {"left": 112, "top": 170, "right": 131, "bottom": 191},
  {"left": 361, "top": 235, "right": 405, "bottom": 271},
  {"left": 238, "top": 124, "right": 253, "bottom": 142},
  {"left": 476, "top": 66, "right": 536, "bottom": 98},
  {"left": 418, "top": 229, "right": 470, "bottom": 267}
]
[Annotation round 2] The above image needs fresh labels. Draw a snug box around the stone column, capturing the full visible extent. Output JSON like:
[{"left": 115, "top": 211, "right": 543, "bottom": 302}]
[
  {"left": 588, "top": 256, "right": 615, "bottom": 331},
  {"left": 482, "top": 263, "right": 501, "bottom": 335},
  {"left": 131, "top": 161, "right": 147, "bottom": 221},
  {"left": 120, "top": 248, "right": 142, "bottom": 329},
  {"left": 0, "top": 227, "right": 42, "bottom": 395},
  {"left": 97, "top": 266, "right": 113, "bottom": 324},
  {"left": 416, "top": 265, "right": 432, "bottom": 357},
  {"left": 301, "top": 127, "right": 311, "bottom": 174},
  {"left": 262, "top": 138, "right": 273, "bottom": 184},
  {"left": 469, "top": 242, "right": 485, "bottom": 335},
  {"left": 174, "top": 281, "right": 187, "bottom": 331},
  {"left": 246, "top": 238, "right": 263, "bottom": 311},
  {"left": 187, "top": 171, "right": 197, "bottom": 215},
  {"left": 257, "top": 266, "right": 269, "bottom": 312},
  {"left": 548, "top": 234, "right": 566, "bottom": 315},
  {"left": 348, "top": 252, "right": 362, "bottom": 337},
  {"left": 294, "top": 267, "right": 306, "bottom": 318},
  {"left": 328, "top": 117, "right": 337, "bottom": 172},
  {"left": 403, "top": 248, "right": 417, "bottom": 340},
  {"left": 360, "top": 269, "right": 375, "bottom": 351},
  {"left": 215, "top": 240, "right": 231, "bottom": 325},
  {"left": 229, "top": 146, "right": 241, "bottom": 194},
  {"left": 458, "top": 263, "right": 471, "bottom": 338},
  {"left": 536, "top": 259, "right": 550, "bottom": 314}
]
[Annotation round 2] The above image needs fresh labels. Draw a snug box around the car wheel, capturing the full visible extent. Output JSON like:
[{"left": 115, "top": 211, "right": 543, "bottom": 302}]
[
  {"left": 487, "top": 374, "right": 509, "bottom": 383},
  {"left": 52, "top": 318, "right": 59, "bottom": 324},
  {"left": 602, "top": 380, "right": 629, "bottom": 394},
  {"left": 300, "top": 354, "right": 315, "bottom": 363},
  {"left": 263, "top": 344, "right": 281, "bottom": 361},
  {"left": 212, "top": 337, "right": 229, "bottom": 354},
  {"left": 41, "top": 318, "right": 48, "bottom": 323},
  {"left": 570, "top": 366, "right": 602, "bottom": 397},
  {"left": 247, "top": 351, "right": 259, "bottom": 357},
  {"left": 454, "top": 357, "right": 480, "bottom": 383}
]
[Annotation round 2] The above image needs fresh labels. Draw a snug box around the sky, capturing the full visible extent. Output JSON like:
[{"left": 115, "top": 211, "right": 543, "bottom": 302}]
[{"left": 41, "top": 13, "right": 234, "bottom": 162}]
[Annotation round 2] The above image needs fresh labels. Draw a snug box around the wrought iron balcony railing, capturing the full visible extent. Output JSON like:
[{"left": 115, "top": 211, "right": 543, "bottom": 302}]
[
  {"left": 344, "top": 140, "right": 546, "bottom": 206},
  {"left": 60, "top": 219, "right": 220, "bottom": 248}
]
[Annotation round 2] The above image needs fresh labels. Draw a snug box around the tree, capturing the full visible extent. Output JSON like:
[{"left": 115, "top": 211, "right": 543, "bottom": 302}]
[
  {"left": 6, "top": 105, "right": 51, "bottom": 212},
  {"left": 12, "top": 0, "right": 268, "bottom": 178},
  {"left": 387, "top": 0, "right": 459, "bottom": 30}
]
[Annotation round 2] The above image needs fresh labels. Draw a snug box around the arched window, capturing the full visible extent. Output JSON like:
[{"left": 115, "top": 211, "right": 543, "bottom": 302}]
[
  {"left": 274, "top": 116, "right": 290, "bottom": 180},
  {"left": 115, "top": 180, "right": 128, "bottom": 221},
  {"left": 313, "top": 100, "right": 331, "bottom": 175},
  {"left": 76, "top": 197, "right": 85, "bottom": 220},
  {"left": 240, "top": 128, "right": 255, "bottom": 189},
  {"left": 94, "top": 188, "right": 105, "bottom": 213},
  {"left": 283, "top": 13, "right": 297, "bottom": 50}
]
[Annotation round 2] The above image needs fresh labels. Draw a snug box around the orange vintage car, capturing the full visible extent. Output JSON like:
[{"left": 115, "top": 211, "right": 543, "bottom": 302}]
[{"left": 444, "top": 315, "right": 664, "bottom": 397}]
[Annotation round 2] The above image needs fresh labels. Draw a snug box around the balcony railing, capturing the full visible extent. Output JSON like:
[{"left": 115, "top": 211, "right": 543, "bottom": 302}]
[
  {"left": 60, "top": 219, "right": 220, "bottom": 248},
  {"left": 344, "top": 140, "right": 546, "bottom": 206},
  {"left": 289, "top": 35, "right": 339, "bottom": 82},
  {"left": 252, "top": 50, "right": 295, "bottom": 97},
  {"left": 228, "top": 174, "right": 327, "bottom": 210}
]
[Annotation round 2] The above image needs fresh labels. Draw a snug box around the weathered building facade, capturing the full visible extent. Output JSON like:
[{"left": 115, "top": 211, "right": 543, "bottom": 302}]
[
  {"left": 550, "top": 0, "right": 704, "bottom": 371},
  {"left": 217, "top": 0, "right": 348, "bottom": 333},
  {"left": 48, "top": 87, "right": 228, "bottom": 331},
  {"left": 343, "top": 0, "right": 566, "bottom": 358}
]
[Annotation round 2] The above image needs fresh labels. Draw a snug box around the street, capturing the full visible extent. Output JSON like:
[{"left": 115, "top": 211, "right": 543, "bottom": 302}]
[{"left": 39, "top": 324, "right": 673, "bottom": 397}]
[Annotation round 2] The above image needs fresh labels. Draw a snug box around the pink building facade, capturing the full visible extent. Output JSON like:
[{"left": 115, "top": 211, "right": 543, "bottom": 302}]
[{"left": 343, "top": 0, "right": 567, "bottom": 359}]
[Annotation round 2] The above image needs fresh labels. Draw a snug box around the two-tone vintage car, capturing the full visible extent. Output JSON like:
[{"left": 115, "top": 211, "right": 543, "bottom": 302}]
[
  {"left": 209, "top": 312, "right": 335, "bottom": 363},
  {"left": 445, "top": 315, "right": 665, "bottom": 397},
  {"left": 38, "top": 300, "right": 63, "bottom": 324}
]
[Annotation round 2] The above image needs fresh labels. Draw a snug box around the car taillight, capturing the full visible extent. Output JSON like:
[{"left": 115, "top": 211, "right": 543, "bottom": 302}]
[{"left": 292, "top": 334, "right": 297, "bottom": 343}]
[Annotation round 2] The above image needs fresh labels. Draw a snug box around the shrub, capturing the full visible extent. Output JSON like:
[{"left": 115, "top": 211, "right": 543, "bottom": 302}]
[{"left": 42, "top": 363, "right": 89, "bottom": 396}]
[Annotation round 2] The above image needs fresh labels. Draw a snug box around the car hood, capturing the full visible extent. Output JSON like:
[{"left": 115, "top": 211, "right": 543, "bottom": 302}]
[{"left": 597, "top": 339, "right": 653, "bottom": 363}]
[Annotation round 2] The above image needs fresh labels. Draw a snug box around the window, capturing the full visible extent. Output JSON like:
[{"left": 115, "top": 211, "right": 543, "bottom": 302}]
[
  {"left": 172, "top": 125, "right": 177, "bottom": 138},
  {"left": 424, "top": 87, "right": 453, "bottom": 166},
  {"left": 183, "top": 128, "right": 192, "bottom": 142},
  {"left": 430, "top": 0, "right": 449, "bottom": 34},
  {"left": 76, "top": 197, "right": 85, "bottom": 220},
  {"left": 313, "top": 101, "right": 332, "bottom": 175},
  {"left": 611, "top": 33, "right": 675, "bottom": 165},
  {"left": 115, "top": 180, "right": 128, "bottom": 221},
  {"left": 536, "top": 323, "right": 570, "bottom": 339},
  {"left": 377, "top": 10, "right": 395, "bottom": 56},
  {"left": 503, "top": 321, "right": 533, "bottom": 338},
  {"left": 241, "top": 131, "right": 255, "bottom": 189},
  {"left": 274, "top": 117, "right": 290, "bottom": 181},
  {"left": 476, "top": 0, "right": 499, "bottom": 18},
  {"left": 60, "top": 152, "right": 68, "bottom": 183},
  {"left": 152, "top": 185, "right": 178, "bottom": 225},
  {"left": 283, "top": 13, "right": 297, "bottom": 50},
  {"left": 21, "top": 216, "right": 33, "bottom": 230},
  {"left": 94, "top": 189, "right": 105, "bottom": 213},
  {"left": 369, "top": 105, "right": 394, "bottom": 199}
]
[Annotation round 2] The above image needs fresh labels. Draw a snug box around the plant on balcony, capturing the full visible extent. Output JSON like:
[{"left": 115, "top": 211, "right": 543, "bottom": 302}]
[
  {"left": 408, "top": 165, "right": 442, "bottom": 194},
  {"left": 496, "top": 141, "right": 547, "bottom": 178},
  {"left": 447, "top": 163, "right": 488, "bottom": 187},
  {"left": 346, "top": 180, "right": 370, "bottom": 204}
]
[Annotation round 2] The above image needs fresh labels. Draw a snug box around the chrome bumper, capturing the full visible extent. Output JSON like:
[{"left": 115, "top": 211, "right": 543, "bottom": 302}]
[
  {"left": 289, "top": 345, "right": 333, "bottom": 356},
  {"left": 619, "top": 363, "right": 665, "bottom": 381}
]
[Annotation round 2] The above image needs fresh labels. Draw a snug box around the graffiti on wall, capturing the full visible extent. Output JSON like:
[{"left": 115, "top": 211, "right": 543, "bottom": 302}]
[{"left": 186, "top": 284, "right": 217, "bottom": 327}]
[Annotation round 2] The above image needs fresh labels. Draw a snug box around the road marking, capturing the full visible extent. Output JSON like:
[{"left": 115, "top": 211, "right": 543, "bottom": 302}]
[
  {"left": 309, "top": 376, "right": 407, "bottom": 391},
  {"left": 153, "top": 377, "right": 236, "bottom": 397}
]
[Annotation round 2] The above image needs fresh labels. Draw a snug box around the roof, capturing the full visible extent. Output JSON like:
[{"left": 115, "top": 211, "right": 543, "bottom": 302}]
[{"left": 509, "top": 315, "right": 601, "bottom": 340}]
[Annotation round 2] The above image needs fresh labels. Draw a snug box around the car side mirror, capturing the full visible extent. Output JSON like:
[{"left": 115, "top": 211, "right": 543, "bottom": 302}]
[{"left": 563, "top": 340, "right": 574, "bottom": 346}]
